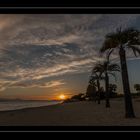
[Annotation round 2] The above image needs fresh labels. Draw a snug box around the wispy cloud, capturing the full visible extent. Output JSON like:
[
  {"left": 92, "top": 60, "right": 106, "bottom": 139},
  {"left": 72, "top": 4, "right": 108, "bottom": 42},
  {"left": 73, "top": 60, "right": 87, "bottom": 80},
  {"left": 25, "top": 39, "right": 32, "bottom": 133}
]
[
  {"left": 10, "top": 80, "right": 65, "bottom": 88},
  {"left": 0, "top": 14, "right": 140, "bottom": 92}
]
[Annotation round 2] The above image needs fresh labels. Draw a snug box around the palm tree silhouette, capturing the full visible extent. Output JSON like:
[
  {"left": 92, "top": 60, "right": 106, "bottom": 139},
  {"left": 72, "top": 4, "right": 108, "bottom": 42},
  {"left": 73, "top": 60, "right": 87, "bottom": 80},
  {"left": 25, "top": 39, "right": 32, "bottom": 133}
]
[
  {"left": 86, "top": 77, "right": 97, "bottom": 100},
  {"left": 91, "top": 66, "right": 104, "bottom": 104},
  {"left": 100, "top": 27, "right": 140, "bottom": 118},
  {"left": 93, "top": 59, "right": 120, "bottom": 108}
]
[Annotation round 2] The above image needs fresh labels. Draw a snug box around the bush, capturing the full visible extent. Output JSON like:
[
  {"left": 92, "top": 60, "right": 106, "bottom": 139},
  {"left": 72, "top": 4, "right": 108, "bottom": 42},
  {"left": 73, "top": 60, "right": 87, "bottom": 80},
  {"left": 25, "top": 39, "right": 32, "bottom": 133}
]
[{"left": 64, "top": 93, "right": 86, "bottom": 103}]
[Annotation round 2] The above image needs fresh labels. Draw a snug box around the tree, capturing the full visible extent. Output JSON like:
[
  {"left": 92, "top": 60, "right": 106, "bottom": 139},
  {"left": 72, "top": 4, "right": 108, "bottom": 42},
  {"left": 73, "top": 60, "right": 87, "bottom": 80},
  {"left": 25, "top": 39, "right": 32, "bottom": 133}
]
[
  {"left": 71, "top": 93, "right": 85, "bottom": 101},
  {"left": 86, "top": 77, "right": 97, "bottom": 100},
  {"left": 134, "top": 84, "right": 140, "bottom": 94},
  {"left": 94, "top": 60, "right": 120, "bottom": 108},
  {"left": 100, "top": 87, "right": 105, "bottom": 99},
  {"left": 109, "top": 84, "right": 117, "bottom": 92},
  {"left": 109, "top": 84, "right": 117, "bottom": 97},
  {"left": 100, "top": 27, "right": 140, "bottom": 118},
  {"left": 91, "top": 66, "right": 104, "bottom": 104}
]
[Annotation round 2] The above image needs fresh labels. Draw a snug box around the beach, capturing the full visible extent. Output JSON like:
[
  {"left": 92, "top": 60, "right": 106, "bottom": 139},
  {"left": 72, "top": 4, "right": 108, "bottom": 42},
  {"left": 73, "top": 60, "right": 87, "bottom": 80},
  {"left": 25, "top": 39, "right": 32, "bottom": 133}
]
[{"left": 0, "top": 97, "right": 140, "bottom": 126}]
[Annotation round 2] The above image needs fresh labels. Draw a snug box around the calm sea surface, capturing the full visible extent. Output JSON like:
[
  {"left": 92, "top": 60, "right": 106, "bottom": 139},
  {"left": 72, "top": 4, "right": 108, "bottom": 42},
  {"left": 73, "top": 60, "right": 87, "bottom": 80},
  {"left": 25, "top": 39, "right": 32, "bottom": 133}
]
[{"left": 0, "top": 100, "right": 62, "bottom": 111}]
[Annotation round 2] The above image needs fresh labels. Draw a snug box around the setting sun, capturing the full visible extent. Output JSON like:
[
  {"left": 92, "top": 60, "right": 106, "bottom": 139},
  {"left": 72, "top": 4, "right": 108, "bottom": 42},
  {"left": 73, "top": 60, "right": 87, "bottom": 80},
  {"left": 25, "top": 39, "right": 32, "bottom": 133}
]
[{"left": 58, "top": 94, "right": 66, "bottom": 100}]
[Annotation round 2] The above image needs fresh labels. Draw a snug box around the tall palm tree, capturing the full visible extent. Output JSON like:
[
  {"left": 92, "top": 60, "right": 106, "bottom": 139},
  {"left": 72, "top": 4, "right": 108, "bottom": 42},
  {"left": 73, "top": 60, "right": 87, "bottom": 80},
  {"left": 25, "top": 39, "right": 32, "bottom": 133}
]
[
  {"left": 94, "top": 61, "right": 120, "bottom": 108},
  {"left": 100, "top": 27, "right": 140, "bottom": 118}
]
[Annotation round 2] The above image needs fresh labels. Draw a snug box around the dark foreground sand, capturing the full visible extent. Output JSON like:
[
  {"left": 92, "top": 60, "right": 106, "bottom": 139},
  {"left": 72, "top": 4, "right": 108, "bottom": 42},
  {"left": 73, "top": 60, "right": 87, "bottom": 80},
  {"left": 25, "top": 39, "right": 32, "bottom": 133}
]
[{"left": 0, "top": 98, "right": 140, "bottom": 126}]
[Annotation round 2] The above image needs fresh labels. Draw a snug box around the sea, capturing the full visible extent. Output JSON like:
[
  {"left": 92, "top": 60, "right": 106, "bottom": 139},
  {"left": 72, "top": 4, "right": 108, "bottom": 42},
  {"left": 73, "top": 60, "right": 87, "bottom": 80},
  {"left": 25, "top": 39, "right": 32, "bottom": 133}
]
[{"left": 0, "top": 100, "right": 62, "bottom": 111}]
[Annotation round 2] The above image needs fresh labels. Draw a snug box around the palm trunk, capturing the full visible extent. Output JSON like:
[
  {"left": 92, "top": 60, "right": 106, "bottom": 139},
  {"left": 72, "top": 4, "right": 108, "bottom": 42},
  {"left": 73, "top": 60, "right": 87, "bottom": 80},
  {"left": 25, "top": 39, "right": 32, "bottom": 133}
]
[
  {"left": 105, "top": 72, "right": 110, "bottom": 108},
  {"left": 97, "top": 79, "right": 101, "bottom": 104},
  {"left": 119, "top": 48, "right": 135, "bottom": 118}
]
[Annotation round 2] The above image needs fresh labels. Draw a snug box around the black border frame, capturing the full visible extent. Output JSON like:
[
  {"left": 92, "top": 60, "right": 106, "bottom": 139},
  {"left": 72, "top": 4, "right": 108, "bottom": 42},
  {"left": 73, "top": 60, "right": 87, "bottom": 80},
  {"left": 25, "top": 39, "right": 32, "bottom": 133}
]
[
  {"left": 0, "top": 126, "right": 140, "bottom": 132},
  {"left": 0, "top": 6, "right": 140, "bottom": 132},
  {"left": 1, "top": 7, "right": 140, "bottom": 14}
]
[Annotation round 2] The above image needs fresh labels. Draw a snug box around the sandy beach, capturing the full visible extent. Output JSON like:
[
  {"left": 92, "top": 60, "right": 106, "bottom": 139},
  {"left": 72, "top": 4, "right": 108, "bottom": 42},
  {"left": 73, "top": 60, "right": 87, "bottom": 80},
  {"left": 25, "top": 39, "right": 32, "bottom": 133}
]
[{"left": 0, "top": 98, "right": 140, "bottom": 126}]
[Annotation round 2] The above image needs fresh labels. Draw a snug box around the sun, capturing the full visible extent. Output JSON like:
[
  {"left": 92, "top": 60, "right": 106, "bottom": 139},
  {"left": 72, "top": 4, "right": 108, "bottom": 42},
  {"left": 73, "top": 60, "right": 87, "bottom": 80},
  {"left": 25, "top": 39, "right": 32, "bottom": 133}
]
[{"left": 58, "top": 94, "right": 66, "bottom": 100}]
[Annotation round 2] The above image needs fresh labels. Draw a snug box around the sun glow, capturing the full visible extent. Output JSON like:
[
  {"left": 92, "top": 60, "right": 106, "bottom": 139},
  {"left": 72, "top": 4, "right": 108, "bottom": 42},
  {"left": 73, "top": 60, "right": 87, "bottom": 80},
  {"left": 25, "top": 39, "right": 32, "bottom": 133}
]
[{"left": 58, "top": 94, "right": 66, "bottom": 100}]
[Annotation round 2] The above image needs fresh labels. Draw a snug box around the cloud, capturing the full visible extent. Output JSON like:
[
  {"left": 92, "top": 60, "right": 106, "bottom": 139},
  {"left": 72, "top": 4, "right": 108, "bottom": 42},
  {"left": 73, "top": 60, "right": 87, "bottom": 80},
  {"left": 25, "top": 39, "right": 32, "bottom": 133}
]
[
  {"left": 10, "top": 80, "right": 65, "bottom": 89},
  {"left": 0, "top": 14, "right": 140, "bottom": 92}
]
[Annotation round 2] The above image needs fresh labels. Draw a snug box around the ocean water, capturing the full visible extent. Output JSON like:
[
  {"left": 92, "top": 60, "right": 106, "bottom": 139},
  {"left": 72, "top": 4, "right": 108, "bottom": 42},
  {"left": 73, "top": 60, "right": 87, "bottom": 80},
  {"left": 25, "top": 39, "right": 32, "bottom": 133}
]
[{"left": 0, "top": 100, "right": 62, "bottom": 111}]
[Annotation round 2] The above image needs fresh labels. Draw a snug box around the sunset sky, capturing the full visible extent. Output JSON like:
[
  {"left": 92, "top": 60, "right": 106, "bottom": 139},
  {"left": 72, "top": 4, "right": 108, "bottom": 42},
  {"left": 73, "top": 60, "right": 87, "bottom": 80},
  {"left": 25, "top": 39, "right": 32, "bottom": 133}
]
[{"left": 0, "top": 14, "right": 140, "bottom": 100}]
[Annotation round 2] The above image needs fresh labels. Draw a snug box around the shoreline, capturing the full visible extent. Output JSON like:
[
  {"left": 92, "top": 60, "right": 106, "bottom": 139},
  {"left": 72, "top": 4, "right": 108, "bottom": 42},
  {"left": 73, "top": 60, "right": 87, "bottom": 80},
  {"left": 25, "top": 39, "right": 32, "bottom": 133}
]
[
  {"left": 0, "top": 99, "right": 140, "bottom": 126},
  {"left": 0, "top": 100, "right": 62, "bottom": 112},
  {"left": 0, "top": 102, "right": 63, "bottom": 113}
]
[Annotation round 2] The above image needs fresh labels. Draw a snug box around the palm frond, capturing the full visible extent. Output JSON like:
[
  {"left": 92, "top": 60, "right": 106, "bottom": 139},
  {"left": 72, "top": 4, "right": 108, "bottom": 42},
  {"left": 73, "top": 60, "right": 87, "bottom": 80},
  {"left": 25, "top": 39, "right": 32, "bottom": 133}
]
[
  {"left": 89, "top": 76, "right": 96, "bottom": 85},
  {"left": 100, "top": 37, "right": 118, "bottom": 53},
  {"left": 128, "top": 45, "right": 140, "bottom": 56},
  {"left": 100, "top": 27, "right": 140, "bottom": 54},
  {"left": 108, "top": 64, "right": 120, "bottom": 72},
  {"left": 92, "top": 63, "right": 104, "bottom": 73}
]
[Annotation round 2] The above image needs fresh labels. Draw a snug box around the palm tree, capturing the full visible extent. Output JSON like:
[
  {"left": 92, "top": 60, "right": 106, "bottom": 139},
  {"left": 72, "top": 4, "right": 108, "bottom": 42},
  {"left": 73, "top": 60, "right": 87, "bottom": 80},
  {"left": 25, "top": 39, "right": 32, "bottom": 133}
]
[
  {"left": 100, "top": 27, "right": 140, "bottom": 118},
  {"left": 109, "top": 84, "right": 117, "bottom": 97},
  {"left": 86, "top": 77, "right": 97, "bottom": 101},
  {"left": 94, "top": 60, "right": 120, "bottom": 108},
  {"left": 91, "top": 67, "right": 104, "bottom": 104}
]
